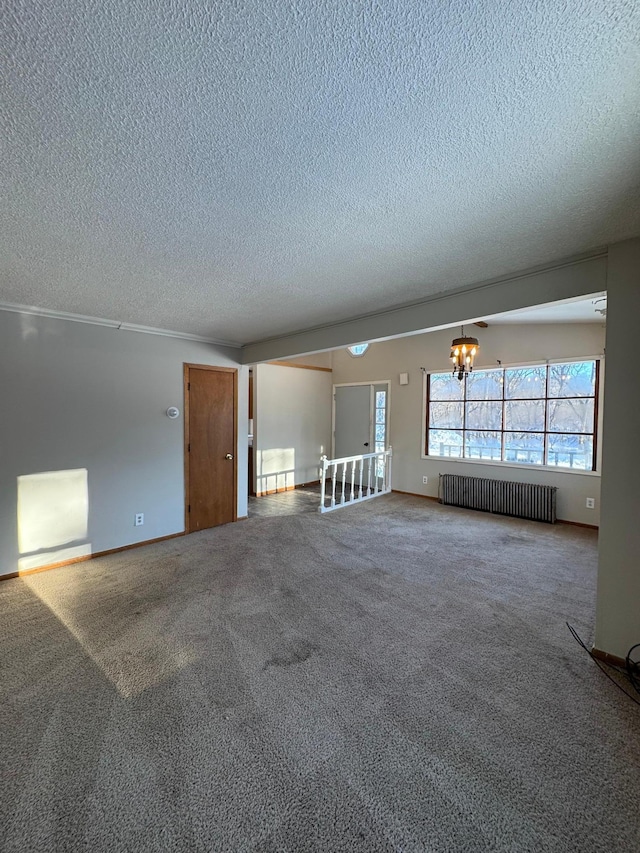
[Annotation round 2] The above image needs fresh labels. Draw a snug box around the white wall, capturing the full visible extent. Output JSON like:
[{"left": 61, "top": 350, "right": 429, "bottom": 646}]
[
  {"left": 0, "top": 310, "right": 248, "bottom": 577},
  {"left": 254, "top": 363, "right": 332, "bottom": 495},
  {"left": 331, "top": 322, "right": 605, "bottom": 525},
  {"left": 595, "top": 237, "right": 640, "bottom": 659}
]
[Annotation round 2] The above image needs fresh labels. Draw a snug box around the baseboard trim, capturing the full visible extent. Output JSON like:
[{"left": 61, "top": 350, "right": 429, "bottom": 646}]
[
  {"left": 1, "top": 531, "right": 186, "bottom": 582},
  {"left": 16, "top": 553, "right": 98, "bottom": 577},
  {"left": 391, "top": 491, "right": 599, "bottom": 528},
  {"left": 256, "top": 479, "right": 326, "bottom": 497},
  {"left": 557, "top": 519, "right": 599, "bottom": 530},
  {"left": 237, "top": 515, "right": 248, "bottom": 521},
  {"left": 256, "top": 485, "right": 296, "bottom": 497},
  {"left": 391, "top": 489, "right": 439, "bottom": 501},
  {"left": 591, "top": 647, "right": 626, "bottom": 668},
  {"left": 90, "top": 532, "right": 186, "bottom": 562}
]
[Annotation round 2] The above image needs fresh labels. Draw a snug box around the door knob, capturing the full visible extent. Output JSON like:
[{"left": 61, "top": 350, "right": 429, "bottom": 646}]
[
  {"left": 363, "top": 442, "right": 369, "bottom": 447},
  {"left": 225, "top": 453, "right": 234, "bottom": 460}
]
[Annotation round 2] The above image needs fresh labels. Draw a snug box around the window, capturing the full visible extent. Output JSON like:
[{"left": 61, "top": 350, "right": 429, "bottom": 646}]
[
  {"left": 374, "top": 389, "right": 387, "bottom": 477},
  {"left": 426, "top": 360, "right": 599, "bottom": 470},
  {"left": 347, "top": 343, "right": 369, "bottom": 357}
]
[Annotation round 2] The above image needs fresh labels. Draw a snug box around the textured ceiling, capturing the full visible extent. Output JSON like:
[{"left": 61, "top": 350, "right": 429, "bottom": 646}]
[{"left": 2, "top": 1, "right": 639, "bottom": 345}]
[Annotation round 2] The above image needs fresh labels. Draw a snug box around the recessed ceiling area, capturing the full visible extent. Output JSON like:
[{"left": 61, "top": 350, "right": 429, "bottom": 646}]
[
  {"left": 479, "top": 293, "right": 607, "bottom": 326},
  {"left": 334, "top": 293, "right": 607, "bottom": 356},
  {"left": 2, "top": 2, "right": 639, "bottom": 344}
]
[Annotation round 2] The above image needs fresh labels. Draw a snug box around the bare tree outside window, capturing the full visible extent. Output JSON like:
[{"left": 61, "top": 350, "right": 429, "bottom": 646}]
[{"left": 426, "top": 361, "right": 598, "bottom": 469}]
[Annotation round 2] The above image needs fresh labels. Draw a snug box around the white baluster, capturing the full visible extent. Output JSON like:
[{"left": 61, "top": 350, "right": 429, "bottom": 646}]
[
  {"left": 387, "top": 445, "right": 393, "bottom": 491},
  {"left": 350, "top": 459, "right": 356, "bottom": 500},
  {"left": 319, "top": 455, "right": 327, "bottom": 512},
  {"left": 331, "top": 462, "right": 337, "bottom": 508},
  {"left": 367, "top": 456, "right": 372, "bottom": 495},
  {"left": 341, "top": 462, "right": 347, "bottom": 504},
  {"left": 358, "top": 457, "right": 363, "bottom": 499}
]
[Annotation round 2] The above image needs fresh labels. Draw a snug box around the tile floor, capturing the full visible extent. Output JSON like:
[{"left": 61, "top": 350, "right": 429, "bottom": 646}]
[{"left": 248, "top": 483, "right": 323, "bottom": 517}]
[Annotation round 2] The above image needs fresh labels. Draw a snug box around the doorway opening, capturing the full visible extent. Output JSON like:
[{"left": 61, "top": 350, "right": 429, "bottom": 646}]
[{"left": 333, "top": 381, "right": 390, "bottom": 463}]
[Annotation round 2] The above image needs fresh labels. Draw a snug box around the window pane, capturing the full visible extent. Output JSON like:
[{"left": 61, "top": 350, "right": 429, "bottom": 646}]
[
  {"left": 504, "top": 366, "right": 546, "bottom": 399},
  {"left": 375, "top": 423, "right": 385, "bottom": 442},
  {"left": 428, "top": 430, "right": 463, "bottom": 457},
  {"left": 548, "top": 361, "right": 596, "bottom": 398},
  {"left": 504, "top": 399, "right": 545, "bottom": 431},
  {"left": 465, "top": 400, "right": 502, "bottom": 431},
  {"left": 375, "top": 411, "right": 385, "bottom": 425},
  {"left": 464, "top": 431, "right": 502, "bottom": 461},
  {"left": 548, "top": 398, "right": 595, "bottom": 433},
  {"left": 465, "top": 369, "right": 503, "bottom": 400},
  {"left": 429, "top": 373, "right": 464, "bottom": 401},
  {"left": 375, "top": 391, "right": 386, "bottom": 408},
  {"left": 547, "top": 434, "right": 594, "bottom": 470},
  {"left": 503, "top": 433, "right": 544, "bottom": 465},
  {"left": 429, "top": 401, "right": 463, "bottom": 429}
]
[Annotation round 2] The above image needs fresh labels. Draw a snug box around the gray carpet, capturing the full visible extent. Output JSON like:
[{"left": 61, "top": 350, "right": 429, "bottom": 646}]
[{"left": 1, "top": 494, "right": 638, "bottom": 852}]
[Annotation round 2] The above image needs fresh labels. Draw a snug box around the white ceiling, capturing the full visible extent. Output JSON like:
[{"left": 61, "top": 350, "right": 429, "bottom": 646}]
[
  {"left": 2, "top": 1, "right": 639, "bottom": 345},
  {"left": 481, "top": 293, "right": 607, "bottom": 326}
]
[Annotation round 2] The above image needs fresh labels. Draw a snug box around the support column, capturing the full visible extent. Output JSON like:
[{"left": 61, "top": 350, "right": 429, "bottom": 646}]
[{"left": 595, "top": 237, "right": 640, "bottom": 658}]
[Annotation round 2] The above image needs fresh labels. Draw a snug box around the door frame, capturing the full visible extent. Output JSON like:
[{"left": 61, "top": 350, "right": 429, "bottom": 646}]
[
  {"left": 331, "top": 380, "right": 391, "bottom": 459},
  {"left": 183, "top": 363, "right": 238, "bottom": 533}
]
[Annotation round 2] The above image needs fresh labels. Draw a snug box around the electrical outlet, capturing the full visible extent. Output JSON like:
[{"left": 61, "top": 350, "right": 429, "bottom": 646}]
[
  {"left": 135, "top": 513, "right": 144, "bottom": 526},
  {"left": 422, "top": 476, "right": 428, "bottom": 485},
  {"left": 586, "top": 498, "right": 595, "bottom": 509}
]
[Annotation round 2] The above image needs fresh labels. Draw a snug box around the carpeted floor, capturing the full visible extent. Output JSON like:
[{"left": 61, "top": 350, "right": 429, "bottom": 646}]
[{"left": 1, "top": 494, "right": 638, "bottom": 852}]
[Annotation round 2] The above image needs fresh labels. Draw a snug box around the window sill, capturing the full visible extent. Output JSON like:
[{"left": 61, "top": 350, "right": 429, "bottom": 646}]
[{"left": 420, "top": 454, "right": 600, "bottom": 477}]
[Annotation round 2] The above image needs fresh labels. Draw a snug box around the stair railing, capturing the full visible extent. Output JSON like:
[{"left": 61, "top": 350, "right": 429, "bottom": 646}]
[{"left": 319, "top": 447, "right": 392, "bottom": 513}]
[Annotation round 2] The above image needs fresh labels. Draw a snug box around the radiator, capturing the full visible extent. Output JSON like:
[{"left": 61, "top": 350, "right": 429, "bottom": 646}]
[{"left": 439, "top": 473, "right": 557, "bottom": 523}]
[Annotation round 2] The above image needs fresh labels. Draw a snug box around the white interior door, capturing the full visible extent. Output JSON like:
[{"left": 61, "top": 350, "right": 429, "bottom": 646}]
[
  {"left": 334, "top": 383, "right": 389, "bottom": 486},
  {"left": 334, "top": 385, "right": 372, "bottom": 459}
]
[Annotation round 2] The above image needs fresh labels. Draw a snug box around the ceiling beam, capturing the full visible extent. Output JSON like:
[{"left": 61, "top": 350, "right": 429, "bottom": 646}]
[{"left": 241, "top": 251, "right": 607, "bottom": 364}]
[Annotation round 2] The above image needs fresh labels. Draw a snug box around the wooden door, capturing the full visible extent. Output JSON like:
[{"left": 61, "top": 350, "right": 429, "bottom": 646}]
[{"left": 185, "top": 364, "right": 237, "bottom": 532}]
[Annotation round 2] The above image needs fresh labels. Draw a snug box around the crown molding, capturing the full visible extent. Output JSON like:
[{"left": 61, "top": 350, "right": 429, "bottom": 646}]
[{"left": 0, "top": 301, "right": 242, "bottom": 349}]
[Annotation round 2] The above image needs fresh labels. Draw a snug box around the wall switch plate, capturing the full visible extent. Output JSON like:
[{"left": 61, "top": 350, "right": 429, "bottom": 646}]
[
  {"left": 135, "top": 513, "right": 144, "bottom": 526},
  {"left": 422, "top": 476, "right": 428, "bottom": 484},
  {"left": 399, "top": 372, "right": 409, "bottom": 385},
  {"left": 586, "top": 498, "right": 595, "bottom": 509}
]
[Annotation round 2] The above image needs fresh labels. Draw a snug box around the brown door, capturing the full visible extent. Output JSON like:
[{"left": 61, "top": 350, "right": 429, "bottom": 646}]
[{"left": 185, "top": 364, "right": 237, "bottom": 532}]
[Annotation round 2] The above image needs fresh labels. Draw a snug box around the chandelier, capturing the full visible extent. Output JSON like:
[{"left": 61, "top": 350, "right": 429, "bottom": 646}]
[{"left": 450, "top": 326, "right": 479, "bottom": 381}]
